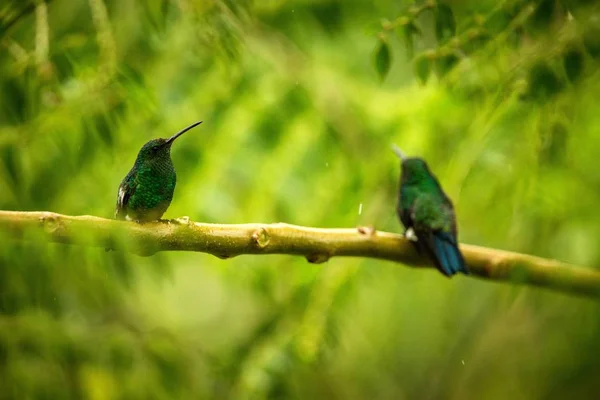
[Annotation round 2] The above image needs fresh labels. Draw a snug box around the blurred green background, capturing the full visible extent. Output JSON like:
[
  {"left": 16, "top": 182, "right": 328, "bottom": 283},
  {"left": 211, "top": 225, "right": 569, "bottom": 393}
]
[{"left": 2, "top": 0, "right": 600, "bottom": 398}]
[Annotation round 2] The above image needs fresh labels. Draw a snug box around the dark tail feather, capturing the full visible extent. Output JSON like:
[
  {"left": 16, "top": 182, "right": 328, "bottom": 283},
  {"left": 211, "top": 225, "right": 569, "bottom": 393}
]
[{"left": 431, "top": 232, "right": 468, "bottom": 277}]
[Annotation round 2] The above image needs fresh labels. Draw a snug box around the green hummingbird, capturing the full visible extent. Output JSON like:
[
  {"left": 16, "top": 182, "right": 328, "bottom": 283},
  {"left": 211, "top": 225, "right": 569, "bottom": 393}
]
[
  {"left": 392, "top": 144, "right": 468, "bottom": 277},
  {"left": 114, "top": 121, "right": 203, "bottom": 222}
]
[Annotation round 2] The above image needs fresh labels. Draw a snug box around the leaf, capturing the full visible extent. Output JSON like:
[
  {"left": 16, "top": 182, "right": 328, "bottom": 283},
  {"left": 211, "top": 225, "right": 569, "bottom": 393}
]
[
  {"left": 401, "top": 28, "right": 414, "bottom": 57},
  {"left": 527, "top": 61, "right": 564, "bottom": 101},
  {"left": 531, "top": 0, "right": 555, "bottom": 30},
  {"left": 435, "top": 54, "right": 459, "bottom": 79},
  {"left": 413, "top": 55, "right": 431, "bottom": 84},
  {"left": 374, "top": 39, "right": 392, "bottom": 81},
  {"left": 583, "top": 25, "right": 600, "bottom": 58},
  {"left": 563, "top": 49, "right": 584, "bottom": 83},
  {"left": 435, "top": 4, "right": 456, "bottom": 44},
  {"left": 400, "top": 22, "right": 421, "bottom": 58}
]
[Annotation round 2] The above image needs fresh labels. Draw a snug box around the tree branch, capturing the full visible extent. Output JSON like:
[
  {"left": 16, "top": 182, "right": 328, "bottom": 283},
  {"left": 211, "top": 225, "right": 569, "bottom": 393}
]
[{"left": 1, "top": 211, "right": 599, "bottom": 299}]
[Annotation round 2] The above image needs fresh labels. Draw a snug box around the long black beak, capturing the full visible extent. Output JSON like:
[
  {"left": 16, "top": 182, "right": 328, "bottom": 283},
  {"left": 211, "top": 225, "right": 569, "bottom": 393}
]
[
  {"left": 391, "top": 143, "right": 407, "bottom": 161},
  {"left": 165, "top": 121, "right": 203, "bottom": 145}
]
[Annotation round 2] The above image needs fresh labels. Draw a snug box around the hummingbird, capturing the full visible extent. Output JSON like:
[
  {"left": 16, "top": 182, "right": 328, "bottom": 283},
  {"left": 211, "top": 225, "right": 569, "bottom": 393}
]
[
  {"left": 114, "top": 121, "right": 203, "bottom": 222},
  {"left": 392, "top": 144, "right": 468, "bottom": 277}
]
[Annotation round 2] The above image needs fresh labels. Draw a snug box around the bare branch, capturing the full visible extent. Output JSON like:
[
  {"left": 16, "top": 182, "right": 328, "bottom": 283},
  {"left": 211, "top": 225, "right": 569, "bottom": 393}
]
[{"left": 1, "top": 211, "right": 599, "bottom": 299}]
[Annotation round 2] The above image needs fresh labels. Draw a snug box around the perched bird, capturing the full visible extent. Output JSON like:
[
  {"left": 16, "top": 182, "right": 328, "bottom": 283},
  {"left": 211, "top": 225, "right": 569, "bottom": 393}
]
[
  {"left": 114, "top": 121, "right": 202, "bottom": 222},
  {"left": 392, "top": 144, "right": 468, "bottom": 277}
]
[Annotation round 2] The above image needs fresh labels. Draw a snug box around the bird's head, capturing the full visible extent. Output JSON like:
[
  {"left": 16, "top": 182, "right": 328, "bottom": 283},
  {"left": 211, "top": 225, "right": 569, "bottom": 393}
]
[
  {"left": 391, "top": 144, "right": 431, "bottom": 182},
  {"left": 136, "top": 121, "right": 203, "bottom": 163}
]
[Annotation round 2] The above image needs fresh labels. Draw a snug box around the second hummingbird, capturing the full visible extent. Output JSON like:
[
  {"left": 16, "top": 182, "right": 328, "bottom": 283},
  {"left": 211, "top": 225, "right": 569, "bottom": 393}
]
[
  {"left": 114, "top": 121, "right": 203, "bottom": 222},
  {"left": 392, "top": 144, "right": 468, "bottom": 277}
]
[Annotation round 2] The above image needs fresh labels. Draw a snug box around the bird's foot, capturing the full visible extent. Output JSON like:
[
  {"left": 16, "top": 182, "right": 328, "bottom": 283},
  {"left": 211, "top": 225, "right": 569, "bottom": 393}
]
[
  {"left": 404, "top": 227, "right": 418, "bottom": 242},
  {"left": 126, "top": 216, "right": 144, "bottom": 224}
]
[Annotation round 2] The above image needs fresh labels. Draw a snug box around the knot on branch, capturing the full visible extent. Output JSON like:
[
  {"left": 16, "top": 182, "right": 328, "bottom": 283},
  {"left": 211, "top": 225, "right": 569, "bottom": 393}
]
[
  {"left": 251, "top": 227, "right": 270, "bottom": 249},
  {"left": 38, "top": 213, "right": 64, "bottom": 235},
  {"left": 357, "top": 225, "right": 376, "bottom": 236},
  {"left": 306, "top": 253, "right": 330, "bottom": 264}
]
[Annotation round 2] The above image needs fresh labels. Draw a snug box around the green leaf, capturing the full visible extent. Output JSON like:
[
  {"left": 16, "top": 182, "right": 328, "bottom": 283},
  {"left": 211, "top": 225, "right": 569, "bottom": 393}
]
[
  {"left": 563, "top": 49, "right": 584, "bottom": 83},
  {"left": 527, "top": 61, "right": 564, "bottom": 101},
  {"left": 400, "top": 22, "right": 421, "bottom": 58},
  {"left": 435, "top": 4, "right": 456, "bottom": 44},
  {"left": 413, "top": 55, "right": 431, "bottom": 84},
  {"left": 583, "top": 25, "right": 600, "bottom": 58},
  {"left": 531, "top": 0, "right": 554, "bottom": 30},
  {"left": 374, "top": 39, "right": 392, "bottom": 81},
  {"left": 435, "top": 53, "right": 459, "bottom": 79}
]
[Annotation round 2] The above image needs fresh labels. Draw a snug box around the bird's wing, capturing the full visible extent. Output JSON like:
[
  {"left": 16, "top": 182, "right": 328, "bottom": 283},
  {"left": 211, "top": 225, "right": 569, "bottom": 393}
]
[
  {"left": 397, "top": 186, "right": 415, "bottom": 230},
  {"left": 115, "top": 170, "right": 136, "bottom": 220},
  {"left": 440, "top": 201, "right": 458, "bottom": 238},
  {"left": 411, "top": 194, "right": 448, "bottom": 231},
  {"left": 411, "top": 195, "right": 467, "bottom": 276}
]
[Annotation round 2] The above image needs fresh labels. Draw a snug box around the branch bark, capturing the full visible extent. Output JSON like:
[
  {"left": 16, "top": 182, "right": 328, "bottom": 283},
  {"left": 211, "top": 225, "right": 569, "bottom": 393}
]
[{"left": 1, "top": 211, "right": 599, "bottom": 299}]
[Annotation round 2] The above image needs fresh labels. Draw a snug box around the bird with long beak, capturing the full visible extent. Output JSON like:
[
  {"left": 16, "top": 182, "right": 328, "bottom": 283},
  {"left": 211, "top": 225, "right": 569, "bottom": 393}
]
[
  {"left": 114, "top": 121, "right": 202, "bottom": 222},
  {"left": 392, "top": 144, "right": 468, "bottom": 277}
]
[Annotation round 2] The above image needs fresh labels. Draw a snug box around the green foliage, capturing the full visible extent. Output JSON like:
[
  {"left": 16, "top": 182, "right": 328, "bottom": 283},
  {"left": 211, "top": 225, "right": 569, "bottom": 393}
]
[
  {"left": 374, "top": 0, "right": 600, "bottom": 92},
  {"left": 1, "top": 0, "right": 600, "bottom": 398}
]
